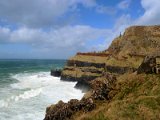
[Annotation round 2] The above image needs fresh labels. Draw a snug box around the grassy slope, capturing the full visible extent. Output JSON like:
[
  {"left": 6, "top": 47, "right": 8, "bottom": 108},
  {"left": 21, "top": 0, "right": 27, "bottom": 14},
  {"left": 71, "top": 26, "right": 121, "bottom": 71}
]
[
  {"left": 67, "top": 26, "right": 160, "bottom": 119},
  {"left": 69, "top": 26, "right": 160, "bottom": 69},
  {"left": 73, "top": 73, "right": 160, "bottom": 120}
]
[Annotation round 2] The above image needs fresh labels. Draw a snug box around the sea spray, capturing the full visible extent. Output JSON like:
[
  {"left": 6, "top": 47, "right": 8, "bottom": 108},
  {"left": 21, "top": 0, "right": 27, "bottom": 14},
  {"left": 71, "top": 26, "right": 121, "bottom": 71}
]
[
  {"left": 0, "top": 60, "right": 83, "bottom": 120},
  {"left": 0, "top": 88, "right": 42, "bottom": 108}
]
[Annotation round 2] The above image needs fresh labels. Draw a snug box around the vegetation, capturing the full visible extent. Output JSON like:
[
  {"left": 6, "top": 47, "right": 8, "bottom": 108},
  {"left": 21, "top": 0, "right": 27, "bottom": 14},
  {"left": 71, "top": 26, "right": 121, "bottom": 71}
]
[{"left": 73, "top": 73, "right": 160, "bottom": 120}]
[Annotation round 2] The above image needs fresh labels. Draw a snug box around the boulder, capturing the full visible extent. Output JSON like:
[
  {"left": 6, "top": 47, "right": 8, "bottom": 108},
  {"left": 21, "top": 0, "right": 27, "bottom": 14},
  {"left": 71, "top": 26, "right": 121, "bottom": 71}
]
[
  {"left": 74, "top": 80, "right": 91, "bottom": 93},
  {"left": 44, "top": 98, "right": 95, "bottom": 120},
  {"left": 51, "top": 69, "right": 62, "bottom": 77},
  {"left": 90, "top": 73, "right": 117, "bottom": 100},
  {"left": 44, "top": 73, "right": 117, "bottom": 120},
  {"left": 137, "top": 55, "right": 156, "bottom": 74}
]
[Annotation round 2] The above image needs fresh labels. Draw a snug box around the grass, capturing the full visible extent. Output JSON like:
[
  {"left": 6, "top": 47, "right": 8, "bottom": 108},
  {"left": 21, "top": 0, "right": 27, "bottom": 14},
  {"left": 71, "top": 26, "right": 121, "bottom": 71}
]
[
  {"left": 62, "top": 69, "right": 102, "bottom": 78},
  {"left": 69, "top": 54, "right": 143, "bottom": 68},
  {"left": 83, "top": 112, "right": 109, "bottom": 120},
  {"left": 72, "top": 73, "right": 160, "bottom": 120},
  {"left": 70, "top": 55, "right": 108, "bottom": 64},
  {"left": 67, "top": 25, "right": 160, "bottom": 120}
]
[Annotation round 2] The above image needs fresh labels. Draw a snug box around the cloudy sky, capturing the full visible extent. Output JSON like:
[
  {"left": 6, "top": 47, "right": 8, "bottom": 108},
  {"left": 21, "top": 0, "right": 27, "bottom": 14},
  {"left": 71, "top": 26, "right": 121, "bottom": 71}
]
[{"left": 0, "top": 0, "right": 159, "bottom": 59}]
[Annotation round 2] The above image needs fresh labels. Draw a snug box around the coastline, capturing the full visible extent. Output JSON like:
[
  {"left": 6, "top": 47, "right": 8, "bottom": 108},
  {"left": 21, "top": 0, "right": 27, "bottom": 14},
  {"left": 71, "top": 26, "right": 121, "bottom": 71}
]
[
  {"left": 44, "top": 25, "right": 160, "bottom": 120},
  {"left": 0, "top": 60, "right": 84, "bottom": 120}
]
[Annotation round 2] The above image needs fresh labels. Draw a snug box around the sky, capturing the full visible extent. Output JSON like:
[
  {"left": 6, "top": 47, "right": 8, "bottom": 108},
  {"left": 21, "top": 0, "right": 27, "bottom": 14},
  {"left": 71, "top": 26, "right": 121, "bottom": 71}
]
[{"left": 0, "top": 0, "right": 160, "bottom": 59}]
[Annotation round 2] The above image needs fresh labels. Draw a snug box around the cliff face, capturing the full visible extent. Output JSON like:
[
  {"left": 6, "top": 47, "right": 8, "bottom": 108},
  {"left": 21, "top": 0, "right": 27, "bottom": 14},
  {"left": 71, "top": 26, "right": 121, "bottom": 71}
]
[
  {"left": 45, "top": 25, "right": 160, "bottom": 120},
  {"left": 60, "top": 54, "right": 136, "bottom": 90},
  {"left": 60, "top": 25, "right": 160, "bottom": 89},
  {"left": 108, "top": 25, "right": 160, "bottom": 57},
  {"left": 44, "top": 73, "right": 117, "bottom": 120}
]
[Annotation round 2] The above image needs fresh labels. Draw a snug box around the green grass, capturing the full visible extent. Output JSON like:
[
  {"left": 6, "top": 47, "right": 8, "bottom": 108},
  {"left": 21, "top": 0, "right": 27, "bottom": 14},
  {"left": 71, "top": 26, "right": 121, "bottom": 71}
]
[
  {"left": 73, "top": 73, "right": 160, "bottom": 120},
  {"left": 84, "top": 112, "right": 109, "bottom": 120}
]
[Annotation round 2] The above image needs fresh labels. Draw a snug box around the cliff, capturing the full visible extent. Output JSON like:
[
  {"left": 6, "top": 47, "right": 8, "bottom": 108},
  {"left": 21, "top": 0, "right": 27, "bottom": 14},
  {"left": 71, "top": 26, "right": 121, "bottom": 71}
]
[
  {"left": 45, "top": 25, "right": 160, "bottom": 120},
  {"left": 108, "top": 26, "right": 160, "bottom": 55},
  {"left": 60, "top": 26, "right": 160, "bottom": 86}
]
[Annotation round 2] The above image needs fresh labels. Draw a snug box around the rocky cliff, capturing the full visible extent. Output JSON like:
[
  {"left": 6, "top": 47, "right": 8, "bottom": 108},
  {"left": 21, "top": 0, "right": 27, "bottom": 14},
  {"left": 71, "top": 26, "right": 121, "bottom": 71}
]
[
  {"left": 108, "top": 25, "right": 160, "bottom": 57},
  {"left": 45, "top": 25, "right": 160, "bottom": 120}
]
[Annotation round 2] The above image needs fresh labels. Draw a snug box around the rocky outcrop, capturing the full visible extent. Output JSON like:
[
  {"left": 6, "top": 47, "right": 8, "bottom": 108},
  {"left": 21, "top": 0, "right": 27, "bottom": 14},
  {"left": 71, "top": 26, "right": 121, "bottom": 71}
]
[
  {"left": 51, "top": 69, "right": 62, "bottom": 77},
  {"left": 67, "top": 60, "right": 105, "bottom": 68},
  {"left": 44, "top": 98, "right": 95, "bottom": 120},
  {"left": 105, "top": 65, "right": 136, "bottom": 74},
  {"left": 61, "top": 74, "right": 99, "bottom": 92},
  {"left": 45, "top": 25, "right": 160, "bottom": 120},
  {"left": 44, "top": 73, "right": 116, "bottom": 120},
  {"left": 76, "top": 52, "right": 111, "bottom": 57},
  {"left": 137, "top": 55, "right": 156, "bottom": 74},
  {"left": 61, "top": 74, "right": 99, "bottom": 82},
  {"left": 60, "top": 59, "right": 136, "bottom": 92},
  {"left": 90, "top": 73, "right": 117, "bottom": 100},
  {"left": 108, "top": 25, "right": 160, "bottom": 57}
]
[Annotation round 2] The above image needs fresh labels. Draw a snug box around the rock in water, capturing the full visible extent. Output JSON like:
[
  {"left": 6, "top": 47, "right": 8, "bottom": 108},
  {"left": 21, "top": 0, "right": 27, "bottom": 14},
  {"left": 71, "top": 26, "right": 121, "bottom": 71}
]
[
  {"left": 137, "top": 55, "right": 156, "bottom": 74},
  {"left": 51, "top": 69, "right": 62, "bottom": 77},
  {"left": 44, "top": 98, "right": 95, "bottom": 120}
]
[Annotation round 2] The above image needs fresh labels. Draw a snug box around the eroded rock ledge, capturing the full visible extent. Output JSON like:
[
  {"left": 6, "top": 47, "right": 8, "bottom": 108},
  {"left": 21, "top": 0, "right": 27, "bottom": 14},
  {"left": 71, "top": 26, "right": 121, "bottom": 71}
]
[
  {"left": 44, "top": 73, "right": 117, "bottom": 120},
  {"left": 46, "top": 55, "right": 160, "bottom": 120},
  {"left": 47, "top": 25, "right": 160, "bottom": 120},
  {"left": 60, "top": 59, "right": 136, "bottom": 90}
]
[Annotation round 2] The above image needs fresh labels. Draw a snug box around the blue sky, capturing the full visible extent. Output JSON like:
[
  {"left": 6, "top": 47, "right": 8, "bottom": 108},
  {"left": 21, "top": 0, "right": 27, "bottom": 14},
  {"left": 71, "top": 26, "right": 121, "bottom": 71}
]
[{"left": 0, "top": 0, "right": 159, "bottom": 59}]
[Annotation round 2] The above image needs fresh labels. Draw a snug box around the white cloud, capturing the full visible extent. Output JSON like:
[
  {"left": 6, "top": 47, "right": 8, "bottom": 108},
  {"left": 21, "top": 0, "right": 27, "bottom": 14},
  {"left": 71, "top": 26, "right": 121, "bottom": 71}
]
[
  {"left": 0, "top": 0, "right": 96, "bottom": 28},
  {"left": 114, "top": 14, "right": 132, "bottom": 32},
  {"left": 0, "top": 26, "right": 11, "bottom": 43},
  {"left": 136, "top": 0, "right": 160, "bottom": 25},
  {"left": 95, "top": 0, "right": 131, "bottom": 15},
  {"left": 0, "top": 25, "right": 111, "bottom": 57},
  {"left": 118, "top": 0, "right": 131, "bottom": 10},
  {"left": 77, "top": 0, "right": 97, "bottom": 7},
  {"left": 1, "top": 0, "right": 160, "bottom": 59},
  {"left": 96, "top": 6, "right": 117, "bottom": 15}
]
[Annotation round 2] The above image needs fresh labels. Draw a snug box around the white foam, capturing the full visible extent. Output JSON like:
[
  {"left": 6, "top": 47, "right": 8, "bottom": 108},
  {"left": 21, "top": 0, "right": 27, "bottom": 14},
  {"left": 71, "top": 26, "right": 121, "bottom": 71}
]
[
  {"left": 0, "top": 72, "right": 84, "bottom": 120},
  {"left": 0, "top": 88, "right": 42, "bottom": 108},
  {"left": 11, "top": 72, "right": 55, "bottom": 89},
  {"left": 10, "top": 72, "right": 83, "bottom": 102}
]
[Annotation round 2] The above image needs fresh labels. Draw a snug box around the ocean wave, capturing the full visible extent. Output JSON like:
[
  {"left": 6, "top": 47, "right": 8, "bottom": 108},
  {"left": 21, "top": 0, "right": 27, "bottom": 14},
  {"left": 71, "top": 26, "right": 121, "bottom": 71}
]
[
  {"left": 0, "top": 88, "right": 42, "bottom": 108},
  {"left": 9, "top": 72, "right": 83, "bottom": 102},
  {"left": 0, "top": 71, "right": 84, "bottom": 120},
  {"left": 10, "top": 72, "right": 61, "bottom": 89}
]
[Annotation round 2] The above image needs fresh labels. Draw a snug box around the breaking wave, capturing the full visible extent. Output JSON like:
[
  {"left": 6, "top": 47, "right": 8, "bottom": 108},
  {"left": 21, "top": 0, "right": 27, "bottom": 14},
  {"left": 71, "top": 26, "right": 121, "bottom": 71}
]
[{"left": 0, "top": 72, "right": 84, "bottom": 120}]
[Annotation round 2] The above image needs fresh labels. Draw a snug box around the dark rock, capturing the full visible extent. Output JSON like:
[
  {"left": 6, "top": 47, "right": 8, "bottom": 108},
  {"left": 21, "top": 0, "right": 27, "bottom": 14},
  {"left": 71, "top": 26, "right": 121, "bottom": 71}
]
[
  {"left": 60, "top": 74, "right": 77, "bottom": 82},
  {"left": 67, "top": 60, "right": 105, "bottom": 68},
  {"left": 105, "top": 65, "right": 137, "bottom": 74},
  {"left": 51, "top": 69, "right": 62, "bottom": 77},
  {"left": 44, "top": 98, "right": 95, "bottom": 120},
  {"left": 44, "top": 100, "right": 72, "bottom": 120},
  {"left": 44, "top": 73, "right": 117, "bottom": 120},
  {"left": 68, "top": 99, "right": 80, "bottom": 111},
  {"left": 75, "top": 80, "right": 91, "bottom": 93},
  {"left": 80, "top": 98, "right": 95, "bottom": 112},
  {"left": 81, "top": 68, "right": 103, "bottom": 74},
  {"left": 61, "top": 74, "right": 99, "bottom": 92},
  {"left": 90, "top": 73, "right": 117, "bottom": 100},
  {"left": 137, "top": 55, "right": 156, "bottom": 74},
  {"left": 61, "top": 74, "right": 99, "bottom": 82}
]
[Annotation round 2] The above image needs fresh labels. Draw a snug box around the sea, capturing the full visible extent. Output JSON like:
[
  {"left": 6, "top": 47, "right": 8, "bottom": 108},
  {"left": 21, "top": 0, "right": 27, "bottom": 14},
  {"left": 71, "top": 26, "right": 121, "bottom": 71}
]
[{"left": 0, "top": 59, "right": 84, "bottom": 120}]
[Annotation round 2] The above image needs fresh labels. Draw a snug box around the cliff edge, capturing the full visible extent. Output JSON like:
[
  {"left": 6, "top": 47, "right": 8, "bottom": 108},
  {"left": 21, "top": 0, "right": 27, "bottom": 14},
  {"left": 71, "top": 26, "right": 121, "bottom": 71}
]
[{"left": 45, "top": 25, "right": 160, "bottom": 120}]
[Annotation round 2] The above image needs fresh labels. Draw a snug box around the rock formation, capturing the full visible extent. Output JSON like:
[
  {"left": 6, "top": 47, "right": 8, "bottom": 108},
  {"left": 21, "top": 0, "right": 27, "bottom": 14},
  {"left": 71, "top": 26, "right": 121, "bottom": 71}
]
[
  {"left": 44, "top": 73, "right": 116, "bottom": 120},
  {"left": 44, "top": 98, "right": 95, "bottom": 120},
  {"left": 108, "top": 25, "right": 160, "bottom": 57},
  {"left": 46, "top": 25, "right": 160, "bottom": 120},
  {"left": 137, "top": 55, "right": 156, "bottom": 74},
  {"left": 51, "top": 69, "right": 62, "bottom": 77}
]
